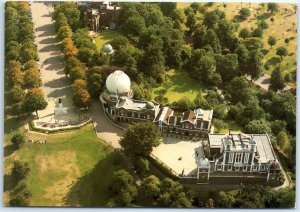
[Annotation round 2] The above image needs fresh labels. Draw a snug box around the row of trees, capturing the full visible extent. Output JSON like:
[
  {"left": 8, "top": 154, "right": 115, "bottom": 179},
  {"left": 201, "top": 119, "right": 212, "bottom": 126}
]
[
  {"left": 53, "top": 3, "right": 92, "bottom": 108},
  {"left": 5, "top": 2, "right": 47, "bottom": 117}
]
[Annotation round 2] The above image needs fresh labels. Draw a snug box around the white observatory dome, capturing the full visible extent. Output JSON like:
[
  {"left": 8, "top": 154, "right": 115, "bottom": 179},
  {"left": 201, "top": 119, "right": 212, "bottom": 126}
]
[
  {"left": 102, "top": 44, "right": 114, "bottom": 54},
  {"left": 106, "top": 70, "right": 131, "bottom": 94}
]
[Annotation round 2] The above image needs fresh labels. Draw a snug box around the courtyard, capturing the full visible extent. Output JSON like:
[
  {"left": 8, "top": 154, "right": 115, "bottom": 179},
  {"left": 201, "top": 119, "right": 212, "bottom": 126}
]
[{"left": 152, "top": 135, "right": 204, "bottom": 177}]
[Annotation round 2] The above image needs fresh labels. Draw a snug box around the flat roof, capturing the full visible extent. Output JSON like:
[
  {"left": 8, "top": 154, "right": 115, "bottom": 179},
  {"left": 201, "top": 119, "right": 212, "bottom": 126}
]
[
  {"left": 208, "top": 134, "right": 225, "bottom": 148},
  {"left": 253, "top": 134, "right": 275, "bottom": 163}
]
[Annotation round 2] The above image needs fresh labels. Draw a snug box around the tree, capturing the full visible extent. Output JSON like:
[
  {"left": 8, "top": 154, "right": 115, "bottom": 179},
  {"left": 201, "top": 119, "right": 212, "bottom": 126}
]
[
  {"left": 239, "top": 28, "right": 251, "bottom": 39},
  {"left": 276, "top": 130, "right": 289, "bottom": 150},
  {"left": 251, "top": 27, "right": 263, "bottom": 38},
  {"left": 20, "top": 46, "right": 38, "bottom": 64},
  {"left": 53, "top": 2, "right": 80, "bottom": 30},
  {"left": 121, "top": 16, "right": 146, "bottom": 40},
  {"left": 259, "top": 20, "right": 269, "bottom": 29},
  {"left": 269, "top": 66, "right": 285, "bottom": 92},
  {"left": 268, "top": 36, "right": 276, "bottom": 49},
  {"left": 62, "top": 38, "right": 78, "bottom": 58},
  {"left": 86, "top": 72, "right": 103, "bottom": 99},
  {"left": 57, "top": 24, "right": 72, "bottom": 41},
  {"left": 194, "top": 91, "right": 209, "bottom": 109},
  {"left": 69, "top": 66, "right": 86, "bottom": 82},
  {"left": 204, "top": 29, "right": 221, "bottom": 53},
  {"left": 247, "top": 50, "right": 264, "bottom": 80},
  {"left": 72, "top": 80, "right": 91, "bottom": 108},
  {"left": 6, "top": 60, "right": 24, "bottom": 88},
  {"left": 215, "top": 191, "right": 235, "bottom": 208},
  {"left": 23, "top": 88, "right": 48, "bottom": 117},
  {"left": 234, "top": 44, "right": 249, "bottom": 75},
  {"left": 6, "top": 41, "right": 20, "bottom": 61},
  {"left": 120, "top": 122, "right": 161, "bottom": 157},
  {"left": 159, "top": 2, "right": 177, "bottom": 17},
  {"left": 276, "top": 46, "right": 288, "bottom": 60},
  {"left": 243, "top": 37, "right": 263, "bottom": 51},
  {"left": 185, "top": 13, "right": 197, "bottom": 33},
  {"left": 11, "top": 161, "right": 30, "bottom": 182},
  {"left": 24, "top": 67, "right": 42, "bottom": 88},
  {"left": 11, "top": 132, "right": 26, "bottom": 148},
  {"left": 245, "top": 119, "right": 272, "bottom": 134},
  {"left": 193, "top": 26, "right": 207, "bottom": 49},
  {"left": 23, "top": 60, "right": 38, "bottom": 70},
  {"left": 134, "top": 156, "right": 149, "bottom": 176},
  {"left": 239, "top": 8, "right": 251, "bottom": 19},
  {"left": 215, "top": 53, "right": 239, "bottom": 82},
  {"left": 9, "top": 182, "right": 32, "bottom": 206},
  {"left": 142, "top": 175, "right": 161, "bottom": 200},
  {"left": 109, "top": 169, "right": 137, "bottom": 206},
  {"left": 190, "top": 2, "right": 202, "bottom": 13},
  {"left": 270, "top": 120, "right": 287, "bottom": 136},
  {"left": 55, "top": 12, "right": 68, "bottom": 30},
  {"left": 64, "top": 56, "right": 84, "bottom": 75},
  {"left": 10, "top": 85, "right": 25, "bottom": 103},
  {"left": 268, "top": 3, "right": 279, "bottom": 14},
  {"left": 173, "top": 97, "right": 195, "bottom": 111},
  {"left": 284, "top": 38, "right": 289, "bottom": 45},
  {"left": 227, "top": 76, "right": 253, "bottom": 104},
  {"left": 213, "top": 119, "right": 228, "bottom": 133}
]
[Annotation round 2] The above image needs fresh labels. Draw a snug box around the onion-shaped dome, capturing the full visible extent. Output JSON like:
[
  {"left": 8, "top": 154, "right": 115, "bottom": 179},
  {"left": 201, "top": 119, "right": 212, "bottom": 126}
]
[
  {"left": 146, "top": 101, "right": 155, "bottom": 109},
  {"left": 106, "top": 70, "right": 131, "bottom": 94},
  {"left": 199, "top": 158, "right": 210, "bottom": 168},
  {"left": 102, "top": 44, "right": 114, "bottom": 54}
]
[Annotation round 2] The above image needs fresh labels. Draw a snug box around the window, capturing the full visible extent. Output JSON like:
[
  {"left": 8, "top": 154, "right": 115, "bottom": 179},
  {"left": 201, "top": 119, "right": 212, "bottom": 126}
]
[
  {"left": 120, "top": 110, "right": 124, "bottom": 116},
  {"left": 251, "top": 145, "right": 255, "bottom": 151},
  {"left": 235, "top": 167, "right": 240, "bottom": 171},
  {"left": 132, "top": 112, "right": 134, "bottom": 117},
  {"left": 260, "top": 165, "right": 265, "bottom": 172},
  {"left": 243, "top": 153, "right": 250, "bottom": 164},
  {"left": 228, "top": 165, "right": 232, "bottom": 171},
  {"left": 228, "top": 153, "right": 234, "bottom": 163},
  {"left": 243, "top": 166, "right": 247, "bottom": 171},
  {"left": 147, "top": 114, "right": 150, "bottom": 119},
  {"left": 252, "top": 165, "right": 257, "bottom": 171},
  {"left": 217, "top": 165, "right": 222, "bottom": 171},
  {"left": 235, "top": 153, "right": 243, "bottom": 163},
  {"left": 226, "top": 145, "right": 230, "bottom": 150}
]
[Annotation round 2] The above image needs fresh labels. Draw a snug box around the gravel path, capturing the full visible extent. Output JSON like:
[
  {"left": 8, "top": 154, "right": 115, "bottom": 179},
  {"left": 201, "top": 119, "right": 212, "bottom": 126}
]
[{"left": 31, "top": 2, "right": 77, "bottom": 121}]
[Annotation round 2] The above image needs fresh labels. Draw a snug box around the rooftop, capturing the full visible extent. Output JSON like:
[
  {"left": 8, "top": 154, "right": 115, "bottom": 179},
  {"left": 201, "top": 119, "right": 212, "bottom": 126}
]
[{"left": 115, "top": 97, "right": 159, "bottom": 112}]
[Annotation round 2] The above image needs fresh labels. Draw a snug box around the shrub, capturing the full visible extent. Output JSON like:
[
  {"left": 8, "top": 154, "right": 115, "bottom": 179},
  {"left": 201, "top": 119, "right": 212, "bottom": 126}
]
[
  {"left": 11, "top": 161, "right": 30, "bottom": 182},
  {"left": 11, "top": 132, "right": 25, "bottom": 148}
]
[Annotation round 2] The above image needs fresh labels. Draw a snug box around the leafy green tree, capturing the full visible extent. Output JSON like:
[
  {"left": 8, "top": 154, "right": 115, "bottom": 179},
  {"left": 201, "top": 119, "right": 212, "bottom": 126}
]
[
  {"left": 239, "top": 8, "right": 251, "bottom": 19},
  {"left": 11, "top": 132, "right": 25, "bottom": 148},
  {"left": 6, "top": 60, "right": 23, "bottom": 88},
  {"left": 252, "top": 27, "right": 263, "bottom": 38},
  {"left": 109, "top": 169, "right": 137, "bottom": 206},
  {"left": 57, "top": 25, "right": 73, "bottom": 41},
  {"left": 245, "top": 119, "right": 272, "bottom": 134},
  {"left": 193, "top": 26, "right": 207, "bottom": 49},
  {"left": 159, "top": 2, "right": 177, "bottom": 17},
  {"left": 64, "top": 56, "right": 84, "bottom": 75},
  {"left": 121, "top": 16, "right": 146, "bottom": 40},
  {"left": 22, "top": 88, "right": 48, "bottom": 117},
  {"left": 78, "top": 47, "right": 95, "bottom": 66},
  {"left": 24, "top": 67, "right": 42, "bottom": 88},
  {"left": 276, "top": 46, "right": 288, "bottom": 60},
  {"left": 190, "top": 2, "right": 202, "bottom": 13},
  {"left": 215, "top": 53, "right": 239, "bottom": 82},
  {"left": 227, "top": 76, "right": 253, "bottom": 104},
  {"left": 203, "top": 11, "right": 219, "bottom": 29},
  {"left": 23, "top": 60, "right": 38, "bottom": 70},
  {"left": 10, "top": 85, "right": 25, "bottom": 104},
  {"left": 173, "top": 97, "right": 196, "bottom": 111},
  {"left": 247, "top": 50, "right": 264, "bottom": 80},
  {"left": 268, "top": 3, "right": 279, "bottom": 14},
  {"left": 11, "top": 161, "right": 30, "bottom": 181},
  {"left": 213, "top": 119, "right": 228, "bottom": 133},
  {"left": 194, "top": 91, "right": 209, "bottom": 109},
  {"left": 276, "top": 130, "right": 289, "bottom": 149},
  {"left": 239, "top": 28, "right": 251, "bottom": 39},
  {"left": 243, "top": 37, "right": 263, "bottom": 51},
  {"left": 131, "top": 82, "right": 151, "bottom": 101},
  {"left": 268, "top": 36, "right": 276, "bottom": 49},
  {"left": 216, "top": 19, "right": 238, "bottom": 51},
  {"left": 259, "top": 20, "right": 269, "bottom": 29},
  {"left": 55, "top": 12, "right": 68, "bottom": 31},
  {"left": 120, "top": 122, "right": 161, "bottom": 157},
  {"left": 53, "top": 2, "right": 80, "bottom": 30},
  {"left": 185, "top": 13, "right": 197, "bottom": 33},
  {"left": 284, "top": 38, "right": 289, "bottom": 45},
  {"left": 6, "top": 41, "right": 20, "bottom": 61},
  {"left": 9, "top": 182, "right": 32, "bottom": 206},
  {"left": 204, "top": 29, "right": 221, "bottom": 53},
  {"left": 20, "top": 46, "right": 38, "bottom": 64},
  {"left": 215, "top": 191, "right": 235, "bottom": 208},
  {"left": 269, "top": 66, "right": 285, "bottom": 92},
  {"left": 142, "top": 175, "right": 161, "bottom": 200},
  {"left": 234, "top": 44, "right": 249, "bottom": 75},
  {"left": 86, "top": 72, "right": 103, "bottom": 99},
  {"left": 69, "top": 66, "right": 86, "bottom": 82}
]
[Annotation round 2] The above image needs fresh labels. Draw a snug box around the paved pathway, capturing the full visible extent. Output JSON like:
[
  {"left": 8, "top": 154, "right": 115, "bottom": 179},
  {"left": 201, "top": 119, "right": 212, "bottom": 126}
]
[
  {"left": 31, "top": 2, "right": 77, "bottom": 123},
  {"left": 248, "top": 74, "right": 291, "bottom": 91}
]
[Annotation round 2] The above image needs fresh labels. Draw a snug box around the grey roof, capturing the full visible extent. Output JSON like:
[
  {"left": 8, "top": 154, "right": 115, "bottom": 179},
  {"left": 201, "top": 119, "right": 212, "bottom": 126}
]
[
  {"left": 252, "top": 134, "right": 275, "bottom": 163},
  {"left": 208, "top": 134, "right": 225, "bottom": 148},
  {"left": 115, "top": 97, "right": 159, "bottom": 112}
]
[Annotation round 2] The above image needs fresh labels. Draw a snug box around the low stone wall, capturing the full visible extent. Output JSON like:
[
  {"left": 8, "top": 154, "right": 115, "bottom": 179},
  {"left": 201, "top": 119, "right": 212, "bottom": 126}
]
[{"left": 30, "top": 118, "right": 92, "bottom": 134}]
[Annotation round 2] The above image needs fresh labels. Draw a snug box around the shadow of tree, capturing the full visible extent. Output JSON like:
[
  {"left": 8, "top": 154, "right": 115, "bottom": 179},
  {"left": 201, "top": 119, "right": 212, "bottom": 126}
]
[
  {"left": 37, "top": 24, "right": 53, "bottom": 32},
  {"left": 4, "top": 117, "right": 26, "bottom": 134},
  {"left": 39, "top": 37, "right": 57, "bottom": 45},
  {"left": 39, "top": 30, "right": 56, "bottom": 37},
  {"left": 44, "top": 78, "right": 70, "bottom": 89},
  {"left": 4, "top": 174, "right": 18, "bottom": 192},
  {"left": 47, "top": 86, "right": 72, "bottom": 98},
  {"left": 4, "top": 144, "right": 17, "bottom": 158},
  {"left": 63, "top": 152, "right": 122, "bottom": 207},
  {"left": 39, "top": 44, "right": 61, "bottom": 52}
]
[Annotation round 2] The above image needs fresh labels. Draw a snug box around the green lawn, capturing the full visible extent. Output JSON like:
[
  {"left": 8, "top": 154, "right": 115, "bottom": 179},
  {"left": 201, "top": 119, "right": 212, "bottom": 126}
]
[
  {"left": 4, "top": 123, "right": 122, "bottom": 207},
  {"left": 218, "top": 119, "right": 244, "bottom": 134},
  {"left": 151, "top": 69, "right": 204, "bottom": 103},
  {"left": 95, "top": 30, "right": 120, "bottom": 51}
]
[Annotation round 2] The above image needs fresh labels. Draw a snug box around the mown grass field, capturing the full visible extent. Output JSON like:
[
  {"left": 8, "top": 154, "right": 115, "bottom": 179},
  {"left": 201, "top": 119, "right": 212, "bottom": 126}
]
[
  {"left": 95, "top": 30, "right": 120, "bottom": 51},
  {"left": 177, "top": 2, "right": 297, "bottom": 80},
  {"left": 4, "top": 122, "right": 121, "bottom": 206},
  {"left": 151, "top": 69, "right": 205, "bottom": 103}
]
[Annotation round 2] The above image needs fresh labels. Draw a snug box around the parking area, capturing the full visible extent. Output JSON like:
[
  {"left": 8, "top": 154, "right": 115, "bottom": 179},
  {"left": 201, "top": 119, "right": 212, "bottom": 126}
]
[{"left": 152, "top": 136, "right": 204, "bottom": 177}]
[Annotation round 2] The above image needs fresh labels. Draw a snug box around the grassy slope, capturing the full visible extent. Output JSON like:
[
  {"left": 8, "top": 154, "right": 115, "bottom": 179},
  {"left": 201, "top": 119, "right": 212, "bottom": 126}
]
[
  {"left": 151, "top": 69, "right": 205, "bottom": 103},
  {"left": 177, "top": 2, "right": 297, "bottom": 80},
  {"left": 4, "top": 123, "right": 121, "bottom": 206},
  {"left": 95, "top": 30, "right": 120, "bottom": 51}
]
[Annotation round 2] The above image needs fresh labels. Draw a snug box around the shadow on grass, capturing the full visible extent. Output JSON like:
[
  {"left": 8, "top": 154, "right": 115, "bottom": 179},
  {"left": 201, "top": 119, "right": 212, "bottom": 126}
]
[
  {"left": 266, "top": 56, "right": 281, "bottom": 66},
  {"left": 4, "top": 117, "right": 26, "bottom": 134},
  {"left": 63, "top": 152, "right": 122, "bottom": 207},
  {"left": 4, "top": 144, "right": 17, "bottom": 158},
  {"left": 4, "top": 174, "right": 18, "bottom": 192}
]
